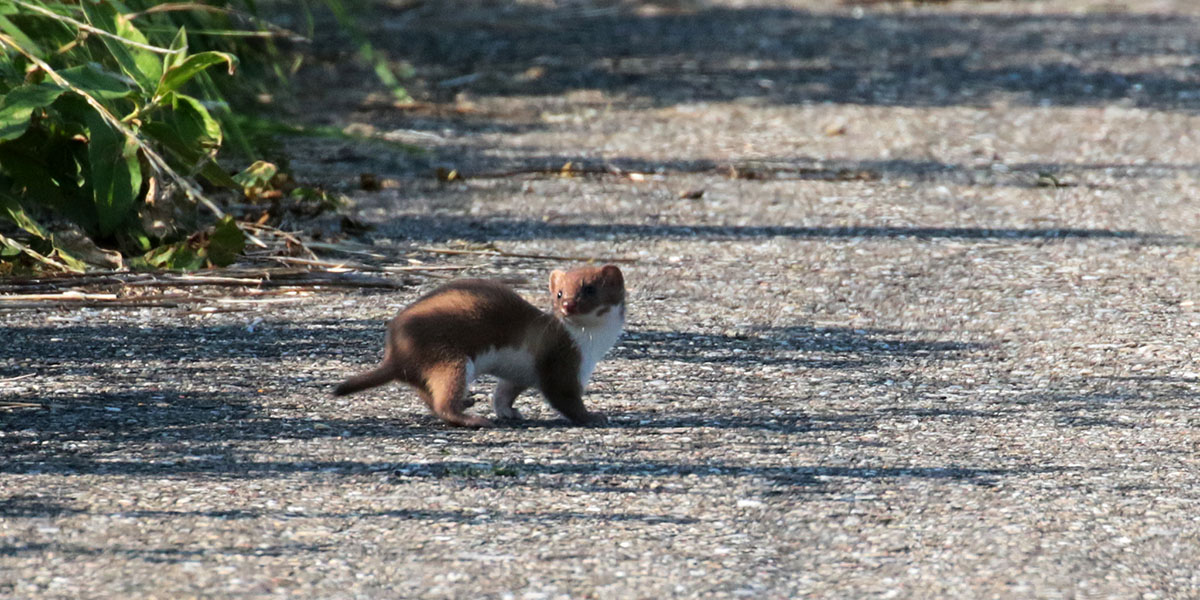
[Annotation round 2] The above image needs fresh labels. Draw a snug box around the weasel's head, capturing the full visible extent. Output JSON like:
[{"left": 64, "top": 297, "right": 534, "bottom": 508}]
[{"left": 549, "top": 265, "right": 626, "bottom": 327}]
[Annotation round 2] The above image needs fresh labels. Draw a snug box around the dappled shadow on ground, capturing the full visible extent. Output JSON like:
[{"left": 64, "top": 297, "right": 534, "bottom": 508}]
[
  {"left": 0, "top": 319, "right": 381, "bottom": 365},
  {"left": 358, "top": 151, "right": 1200, "bottom": 195},
  {"left": 0, "top": 456, "right": 1029, "bottom": 504},
  {"left": 606, "top": 377, "right": 1200, "bottom": 435},
  {"left": 294, "top": 3, "right": 1200, "bottom": 183},
  {"left": 1006, "top": 378, "right": 1200, "bottom": 429},
  {"left": 377, "top": 213, "right": 1165, "bottom": 244},
  {"left": 335, "top": 3, "right": 1200, "bottom": 112},
  {"left": 0, "top": 541, "right": 334, "bottom": 561},
  {"left": 0, "top": 542, "right": 333, "bottom": 559},
  {"left": 0, "top": 495, "right": 79, "bottom": 518},
  {"left": 3, "top": 313, "right": 1180, "bottom": 482},
  {"left": 0, "top": 501, "right": 701, "bottom": 525},
  {"left": 616, "top": 326, "right": 985, "bottom": 368},
  {"left": 0, "top": 314, "right": 989, "bottom": 480},
  {"left": 384, "top": 458, "right": 1030, "bottom": 489},
  {"left": 0, "top": 317, "right": 435, "bottom": 476},
  {"left": 423, "top": 155, "right": 1200, "bottom": 189},
  {"left": 815, "top": 375, "right": 1200, "bottom": 432}
]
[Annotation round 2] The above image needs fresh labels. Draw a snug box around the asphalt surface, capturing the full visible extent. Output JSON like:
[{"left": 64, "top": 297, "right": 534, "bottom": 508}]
[{"left": 5, "top": 1, "right": 1200, "bottom": 598}]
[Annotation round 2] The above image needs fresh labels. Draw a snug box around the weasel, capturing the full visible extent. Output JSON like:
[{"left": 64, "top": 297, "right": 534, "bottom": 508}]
[{"left": 334, "top": 265, "right": 626, "bottom": 427}]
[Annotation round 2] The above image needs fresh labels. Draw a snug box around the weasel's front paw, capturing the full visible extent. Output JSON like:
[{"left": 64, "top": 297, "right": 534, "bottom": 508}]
[
  {"left": 494, "top": 406, "right": 523, "bottom": 421},
  {"left": 454, "top": 415, "right": 495, "bottom": 428},
  {"left": 576, "top": 411, "right": 608, "bottom": 426}
]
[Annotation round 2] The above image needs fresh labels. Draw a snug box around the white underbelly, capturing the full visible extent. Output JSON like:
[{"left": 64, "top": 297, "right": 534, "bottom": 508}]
[{"left": 468, "top": 347, "right": 539, "bottom": 387}]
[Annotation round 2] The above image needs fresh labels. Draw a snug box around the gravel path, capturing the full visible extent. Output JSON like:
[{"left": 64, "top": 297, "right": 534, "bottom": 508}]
[{"left": 5, "top": 1, "right": 1200, "bottom": 598}]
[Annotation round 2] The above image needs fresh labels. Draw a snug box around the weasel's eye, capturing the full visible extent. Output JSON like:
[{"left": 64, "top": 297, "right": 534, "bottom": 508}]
[
  {"left": 582, "top": 285, "right": 596, "bottom": 296},
  {"left": 556, "top": 291, "right": 563, "bottom": 298}
]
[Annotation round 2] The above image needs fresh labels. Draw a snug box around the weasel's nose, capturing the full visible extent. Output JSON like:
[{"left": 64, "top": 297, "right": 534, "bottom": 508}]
[{"left": 561, "top": 300, "right": 578, "bottom": 314}]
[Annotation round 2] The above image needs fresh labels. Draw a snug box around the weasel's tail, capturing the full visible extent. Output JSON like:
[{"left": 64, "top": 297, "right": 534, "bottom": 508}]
[{"left": 334, "top": 364, "right": 395, "bottom": 396}]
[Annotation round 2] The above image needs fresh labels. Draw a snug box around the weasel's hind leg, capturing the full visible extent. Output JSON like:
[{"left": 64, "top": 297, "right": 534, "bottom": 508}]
[
  {"left": 492, "top": 380, "right": 527, "bottom": 421},
  {"left": 424, "top": 362, "right": 494, "bottom": 428}
]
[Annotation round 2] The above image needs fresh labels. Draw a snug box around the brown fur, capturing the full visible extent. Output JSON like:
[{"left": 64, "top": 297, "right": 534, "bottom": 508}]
[
  {"left": 549, "top": 264, "right": 625, "bottom": 319},
  {"left": 334, "top": 266, "right": 625, "bottom": 427}
]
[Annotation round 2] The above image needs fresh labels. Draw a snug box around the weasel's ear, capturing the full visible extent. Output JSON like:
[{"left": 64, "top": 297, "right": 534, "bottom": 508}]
[
  {"left": 549, "top": 270, "right": 565, "bottom": 294},
  {"left": 600, "top": 265, "right": 624, "bottom": 287}
]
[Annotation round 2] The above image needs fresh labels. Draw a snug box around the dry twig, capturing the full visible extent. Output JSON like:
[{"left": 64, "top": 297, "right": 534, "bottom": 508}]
[
  {"left": 0, "top": 401, "right": 43, "bottom": 410},
  {"left": 0, "top": 266, "right": 405, "bottom": 311},
  {"left": 304, "top": 242, "right": 390, "bottom": 259},
  {"left": 416, "top": 246, "right": 636, "bottom": 264},
  {"left": 240, "top": 223, "right": 318, "bottom": 258}
]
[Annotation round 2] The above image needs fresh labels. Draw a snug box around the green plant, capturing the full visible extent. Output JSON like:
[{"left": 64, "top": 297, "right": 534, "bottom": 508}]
[
  {"left": 133, "top": 214, "right": 244, "bottom": 270},
  {"left": 0, "top": 0, "right": 413, "bottom": 273},
  {"left": 0, "top": 0, "right": 240, "bottom": 271}
]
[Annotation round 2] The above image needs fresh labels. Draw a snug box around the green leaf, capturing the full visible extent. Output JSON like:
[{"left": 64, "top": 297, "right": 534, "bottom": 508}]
[
  {"left": 141, "top": 240, "right": 205, "bottom": 271},
  {"left": 57, "top": 64, "right": 132, "bottom": 101},
  {"left": 200, "top": 160, "right": 238, "bottom": 188},
  {"left": 207, "top": 216, "right": 244, "bottom": 267},
  {"left": 171, "top": 93, "right": 221, "bottom": 145},
  {"left": 0, "top": 231, "right": 87, "bottom": 273},
  {"left": 85, "top": 111, "right": 142, "bottom": 236},
  {"left": 0, "top": 83, "right": 67, "bottom": 141},
  {"left": 140, "top": 93, "right": 222, "bottom": 174},
  {"left": 232, "top": 160, "right": 277, "bottom": 189},
  {"left": 0, "top": 144, "right": 90, "bottom": 230},
  {"left": 80, "top": 2, "right": 161, "bottom": 94},
  {"left": 141, "top": 242, "right": 174, "bottom": 268},
  {"left": 140, "top": 122, "right": 187, "bottom": 160},
  {"left": 232, "top": 160, "right": 278, "bottom": 199},
  {"left": 0, "top": 188, "right": 49, "bottom": 240},
  {"left": 143, "top": 120, "right": 233, "bottom": 187},
  {"left": 0, "top": 14, "right": 41, "bottom": 61},
  {"left": 156, "top": 51, "right": 238, "bottom": 101},
  {"left": 53, "top": 250, "right": 89, "bottom": 272},
  {"left": 165, "top": 26, "right": 188, "bottom": 71},
  {"left": 138, "top": 218, "right": 245, "bottom": 271},
  {"left": 0, "top": 240, "right": 19, "bottom": 258}
]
